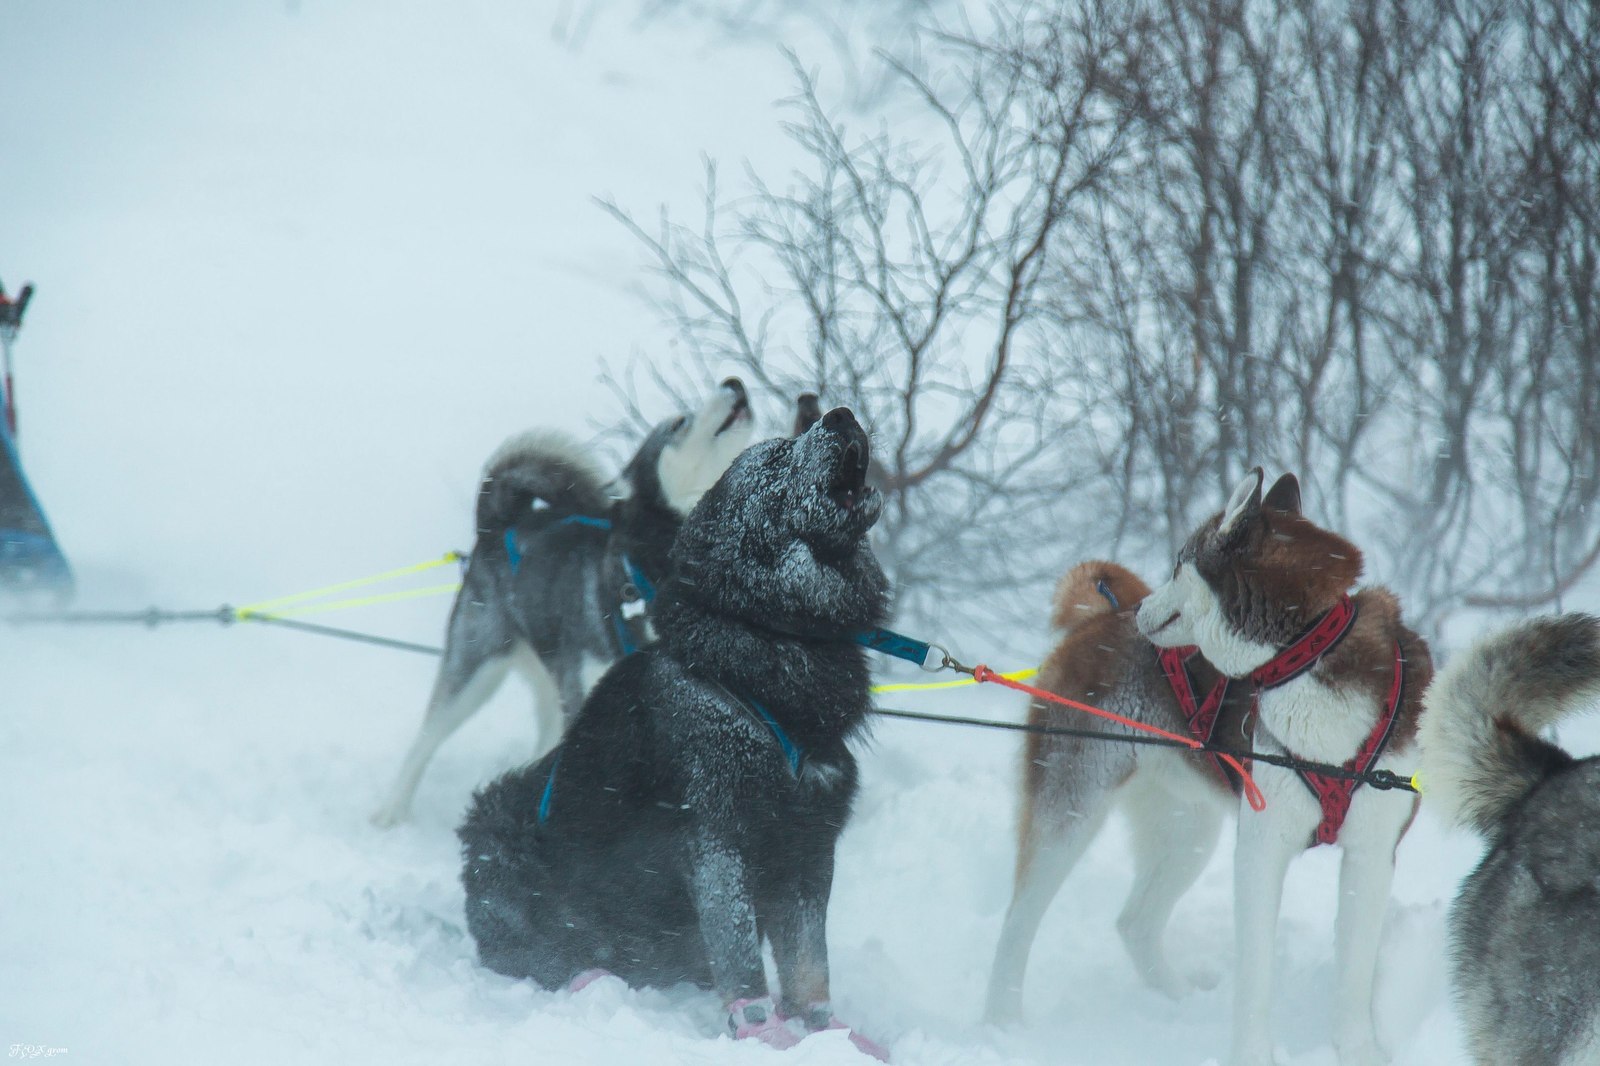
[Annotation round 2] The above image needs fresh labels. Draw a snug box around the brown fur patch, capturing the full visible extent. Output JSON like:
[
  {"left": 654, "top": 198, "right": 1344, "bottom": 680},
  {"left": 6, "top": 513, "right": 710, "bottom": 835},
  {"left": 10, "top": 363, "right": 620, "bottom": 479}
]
[
  {"left": 1050, "top": 560, "right": 1151, "bottom": 634},
  {"left": 1186, "top": 502, "right": 1366, "bottom": 647},
  {"left": 1315, "top": 586, "right": 1434, "bottom": 754}
]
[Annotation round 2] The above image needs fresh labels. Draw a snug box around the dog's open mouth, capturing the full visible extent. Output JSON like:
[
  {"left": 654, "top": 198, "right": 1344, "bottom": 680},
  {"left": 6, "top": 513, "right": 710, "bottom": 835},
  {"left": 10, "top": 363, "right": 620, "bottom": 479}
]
[
  {"left": 714, "top": 379, "right": 751, "bottom": 437},
  {"left": 1147, "top": 610, "right": 1180, "bottom": 635},
  {"left": 828, "top": 438, "right": 872, "bottom": 510}
]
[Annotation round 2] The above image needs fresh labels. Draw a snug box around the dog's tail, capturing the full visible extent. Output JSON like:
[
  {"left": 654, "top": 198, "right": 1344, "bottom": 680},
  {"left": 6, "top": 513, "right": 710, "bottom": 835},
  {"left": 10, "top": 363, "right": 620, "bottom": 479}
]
[
  {"left": 476, "top": 431, "right": 613, "bottom": 533},
  {"left": 1050, "top": 560, "right": 1150, "bottom": 634},
  {"left": 1418, "top": 613, "right": 1600, "bottom": 834}
]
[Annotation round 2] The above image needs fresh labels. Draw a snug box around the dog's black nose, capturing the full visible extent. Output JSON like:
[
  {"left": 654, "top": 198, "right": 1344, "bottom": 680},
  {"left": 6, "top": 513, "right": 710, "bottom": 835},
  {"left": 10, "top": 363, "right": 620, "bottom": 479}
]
[
  {"left": 821, "top": 407, "right": 859, "bottom": 434},
  {"left": 721, "top": 378, "right": 748, "bottom": 407}
]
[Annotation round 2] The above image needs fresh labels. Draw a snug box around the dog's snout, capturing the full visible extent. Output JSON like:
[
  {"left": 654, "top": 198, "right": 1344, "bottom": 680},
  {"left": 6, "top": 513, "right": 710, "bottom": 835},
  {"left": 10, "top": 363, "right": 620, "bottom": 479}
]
[{"left": 821, "top": 407, "right": 859, "bottom": 435}]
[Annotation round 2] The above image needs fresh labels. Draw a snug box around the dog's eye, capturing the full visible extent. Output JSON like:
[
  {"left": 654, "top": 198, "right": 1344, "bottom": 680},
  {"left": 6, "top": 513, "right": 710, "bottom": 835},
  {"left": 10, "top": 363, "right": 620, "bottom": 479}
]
[{"left": 671, "top": 416, "right": 689, "bottom": 433}]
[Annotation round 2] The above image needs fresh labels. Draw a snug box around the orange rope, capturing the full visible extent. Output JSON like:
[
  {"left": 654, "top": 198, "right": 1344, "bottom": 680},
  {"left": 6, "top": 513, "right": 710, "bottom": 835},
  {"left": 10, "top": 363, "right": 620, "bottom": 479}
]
[{"left": 970, "top": 664, "right": 1267, "bottom": 812}]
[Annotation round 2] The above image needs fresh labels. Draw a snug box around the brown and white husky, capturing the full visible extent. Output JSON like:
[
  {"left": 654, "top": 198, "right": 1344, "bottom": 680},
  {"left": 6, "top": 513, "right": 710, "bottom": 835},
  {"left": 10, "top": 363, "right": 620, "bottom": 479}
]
[{"left": 985, "top": 469, "right": 1433, "bottom": 1066}]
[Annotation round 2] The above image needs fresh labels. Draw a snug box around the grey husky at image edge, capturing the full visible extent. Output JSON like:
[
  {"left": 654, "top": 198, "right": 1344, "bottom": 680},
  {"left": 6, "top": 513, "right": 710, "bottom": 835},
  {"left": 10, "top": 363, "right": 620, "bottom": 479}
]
[{"left": 1418, "top": 613, "right": 1600, "bottom": 1066}]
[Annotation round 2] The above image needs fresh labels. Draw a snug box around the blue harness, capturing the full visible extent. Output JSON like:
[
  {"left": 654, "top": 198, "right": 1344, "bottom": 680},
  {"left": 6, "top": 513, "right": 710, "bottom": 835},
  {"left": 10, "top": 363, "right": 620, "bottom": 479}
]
[
  {"left": 535, "top": 683, "right": 800, "bottom": 826},
  {"left": 520, "top": 520, "right": 942, "bottom": 816},
  {"left": 743, "top": 696, "right": 804, "bottom": 774},
  {"left": 504, "top": 514, "right": 614, "bottom": 575},
  {"left": 537, "top": 751, "right": 562, "bottom": 823},
  {"left": 612, "top": 552, "right": 656, "bottom": 656},
  {"left": 503, "top": 513, "right": 655, "bottom": 656}
]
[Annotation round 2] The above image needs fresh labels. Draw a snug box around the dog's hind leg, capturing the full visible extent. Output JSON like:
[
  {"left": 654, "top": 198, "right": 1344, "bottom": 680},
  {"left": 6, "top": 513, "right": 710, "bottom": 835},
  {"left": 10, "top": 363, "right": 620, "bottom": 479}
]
[
  {"left": 1116, "top": 764, "right": 1226, "bottom": 999},
  {"left": 984, "top": 738, "right": 1131, "bottom": 1024},
  {"left": 509, "top": 642, "right": 564, "bottom": 760},
  {"left": 371, "top": 598, "right": 514, "bottom": 828}
]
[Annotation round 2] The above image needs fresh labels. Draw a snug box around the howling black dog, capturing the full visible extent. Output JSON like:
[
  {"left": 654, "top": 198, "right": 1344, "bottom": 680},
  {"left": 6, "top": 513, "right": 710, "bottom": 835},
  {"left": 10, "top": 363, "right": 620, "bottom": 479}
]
[{"left": 458, "top": 407, "right": 889, "bottom": 1056}]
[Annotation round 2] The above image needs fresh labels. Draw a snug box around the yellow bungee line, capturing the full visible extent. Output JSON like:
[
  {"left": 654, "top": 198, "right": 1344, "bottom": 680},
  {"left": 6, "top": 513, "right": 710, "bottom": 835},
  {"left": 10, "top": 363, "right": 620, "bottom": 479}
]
[
  {"left": 241, "top": 582, "right": 465, "bottom": 620},
  {"left": 234, "top": 552, "right": 464, "bottom": 620},
  {"left": 233, "top": 553, "right": 1037, "bottom": 687}
]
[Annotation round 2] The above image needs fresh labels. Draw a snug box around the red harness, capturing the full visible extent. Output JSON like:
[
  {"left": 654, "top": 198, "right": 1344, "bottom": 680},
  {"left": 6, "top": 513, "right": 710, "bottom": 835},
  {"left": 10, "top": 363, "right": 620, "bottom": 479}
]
[
  {"left": 1157, "top": 649, "right": 1237, "bottom": 788},
  {"left": 1159, "top": 595, "right": 1406, "bottom": 846}
]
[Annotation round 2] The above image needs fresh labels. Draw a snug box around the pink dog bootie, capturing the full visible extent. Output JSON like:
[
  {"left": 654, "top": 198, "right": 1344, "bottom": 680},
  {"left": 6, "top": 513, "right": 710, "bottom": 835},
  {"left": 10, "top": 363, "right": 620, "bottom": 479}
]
[
  {"left": 728, "top": 996, "right": 804, "bottom": 1050},
  {"left": 567, "top": 968, "right": 615, "bottom": 993},
  {"left": 785, "top": 1002, "right": 891, "bottom": 1061}
]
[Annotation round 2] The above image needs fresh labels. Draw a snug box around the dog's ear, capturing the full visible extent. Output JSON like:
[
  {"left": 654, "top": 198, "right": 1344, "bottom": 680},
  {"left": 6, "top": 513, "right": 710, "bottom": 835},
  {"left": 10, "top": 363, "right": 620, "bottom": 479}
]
[
  {"left": 1262, "top": 472, "right": 1301, "bottom": 515},
  {"left": 1217, "top": 467, "right": 1264, "bottom": 539},
  {"left": 792, "top": 393, "right": 822, "bottom": 437}
]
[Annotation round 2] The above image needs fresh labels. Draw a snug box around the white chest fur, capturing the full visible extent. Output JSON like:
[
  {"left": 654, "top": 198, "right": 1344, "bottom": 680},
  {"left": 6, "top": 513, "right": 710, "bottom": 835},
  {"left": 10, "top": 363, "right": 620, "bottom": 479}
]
[{"left": 1256, "top": 672, "right": 1379, "bottom": 765}]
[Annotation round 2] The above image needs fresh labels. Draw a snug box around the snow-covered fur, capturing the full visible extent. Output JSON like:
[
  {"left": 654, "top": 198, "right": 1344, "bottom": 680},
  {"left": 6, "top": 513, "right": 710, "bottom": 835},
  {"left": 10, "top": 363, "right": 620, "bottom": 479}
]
[
  {"left": 458, "top": 408, "right": 886, "bottom": 1029},
  {"left": 371, "top": 379, "right": 754, "bottom": 828},
  {"left": 1417, "top": 613, "right": 1600, "bottom": 1066},
  {"left": 989, "top": 471, "right": 1433, "bottom": 1066}
]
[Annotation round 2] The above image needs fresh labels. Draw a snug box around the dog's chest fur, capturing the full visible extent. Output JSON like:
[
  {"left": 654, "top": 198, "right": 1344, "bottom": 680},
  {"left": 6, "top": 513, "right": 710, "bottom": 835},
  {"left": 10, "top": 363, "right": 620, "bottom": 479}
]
[{"left": 1256, "top": 671, "right": 1382, "bottom": 764}]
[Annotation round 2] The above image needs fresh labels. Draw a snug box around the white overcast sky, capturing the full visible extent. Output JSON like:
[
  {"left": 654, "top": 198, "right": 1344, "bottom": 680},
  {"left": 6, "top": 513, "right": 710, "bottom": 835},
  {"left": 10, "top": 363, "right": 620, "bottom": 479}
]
[{"left": 0, "top": 1, "right": 827, "bottom": 599}]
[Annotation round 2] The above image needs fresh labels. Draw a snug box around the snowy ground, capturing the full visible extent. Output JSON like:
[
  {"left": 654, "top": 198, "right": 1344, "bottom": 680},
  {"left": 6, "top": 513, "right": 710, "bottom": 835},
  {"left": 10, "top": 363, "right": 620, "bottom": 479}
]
[
  {"left": 0, "top": 3, "right": 1586, "bottom": 1063},
  {"left": 6, "top": 594, "right": 1513, "bottom": 1066}
]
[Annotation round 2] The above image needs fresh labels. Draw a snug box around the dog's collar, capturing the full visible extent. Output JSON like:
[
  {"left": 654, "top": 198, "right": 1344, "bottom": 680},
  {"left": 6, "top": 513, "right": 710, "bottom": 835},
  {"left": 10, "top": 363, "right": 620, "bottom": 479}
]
[
  {"left": 503, "top": 513, "right": 615, "bottom": 577},
  {"left": 665, "top": 574, "right": 936, "bottom": 669},
  {"left": 1166, "top": 594, "right": 1357, "bottom": 688},
  {"left": 621, "top": 553, "right": 658, "bottom": 606}
]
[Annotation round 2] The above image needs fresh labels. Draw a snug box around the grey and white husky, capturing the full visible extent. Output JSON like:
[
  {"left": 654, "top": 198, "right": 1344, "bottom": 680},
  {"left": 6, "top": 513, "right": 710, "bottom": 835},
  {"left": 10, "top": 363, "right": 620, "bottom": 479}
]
[
  {"left": 371, "top": 379, "right": 754, "bottom": 827},
  {"left": 1417, "top": 613, "right": 1600, "bottom": 1066},
  {"left": 987, "top": 469, "right": 1433, "bottom": 1066}
]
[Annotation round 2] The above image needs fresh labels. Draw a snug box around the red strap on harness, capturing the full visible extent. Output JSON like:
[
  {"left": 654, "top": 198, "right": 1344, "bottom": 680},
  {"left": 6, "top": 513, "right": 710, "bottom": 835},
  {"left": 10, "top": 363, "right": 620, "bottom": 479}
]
[
  {"left": 1292, "top": 641, "right": 1405, "bottom": 845},
  {"left": 1158, "top": 646, "right": 1238, "bottom": 788},
  {"left": 1249, "top": 595, "right": 1358, "bottom": 688}
]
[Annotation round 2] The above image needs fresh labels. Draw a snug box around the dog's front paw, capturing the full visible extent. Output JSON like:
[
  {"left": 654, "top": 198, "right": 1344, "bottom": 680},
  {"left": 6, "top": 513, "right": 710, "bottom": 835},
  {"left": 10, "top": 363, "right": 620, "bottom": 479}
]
[
  {"left": 1333, "top": 1036, "right": 1388, "bottom": 1066},
  {"left": 728, "top": 997, "right": 803, "bottom": 1050},
  {"left": 783, "top": 1002, "right": 890, "bottom": 1062},
  {"left": 369, "top": 804, "right": 408, "bottom": 829},
  {"left": 1227, "top": 1040, "right": 1283, "bottom": 1066},
  {"left": 1142, "top": 961, "right": 1199, "bottom": 1001},
  {"left": 1187, "top": 963, "right": 1221, "bottom": 993}
]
